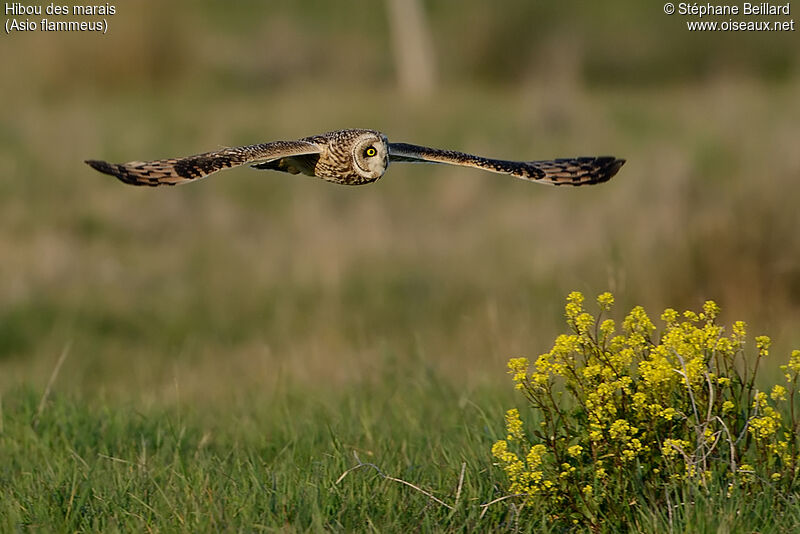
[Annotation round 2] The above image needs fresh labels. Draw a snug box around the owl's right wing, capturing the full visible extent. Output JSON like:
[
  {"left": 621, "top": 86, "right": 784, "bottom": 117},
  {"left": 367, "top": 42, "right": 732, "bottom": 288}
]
[
  {"left": 388, "top": 142, "right": 624, "bottom": 186},
  {"left": 86, "top": 140, "right": 322, "bottom": 186}
]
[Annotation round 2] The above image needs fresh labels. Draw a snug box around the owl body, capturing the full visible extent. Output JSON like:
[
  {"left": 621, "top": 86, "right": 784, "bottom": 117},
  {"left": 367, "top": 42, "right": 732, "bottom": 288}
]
[
  {"left": 86, "top": 128, "right": 624, "bottom": 187},
  {"left": 304, "top": 129, "right": 389, "bottom": 185}
]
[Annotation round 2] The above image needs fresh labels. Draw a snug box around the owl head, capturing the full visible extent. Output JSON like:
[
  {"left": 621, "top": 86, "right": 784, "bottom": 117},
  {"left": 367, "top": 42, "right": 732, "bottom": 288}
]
[{"left": 347, "top": 130, "right": 389, "bottom": 183}]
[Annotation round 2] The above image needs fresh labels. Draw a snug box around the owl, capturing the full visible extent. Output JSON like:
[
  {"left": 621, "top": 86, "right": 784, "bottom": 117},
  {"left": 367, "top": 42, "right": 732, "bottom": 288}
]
[{"left": 85, "top": 128, "right": 624, "bottom": 187}]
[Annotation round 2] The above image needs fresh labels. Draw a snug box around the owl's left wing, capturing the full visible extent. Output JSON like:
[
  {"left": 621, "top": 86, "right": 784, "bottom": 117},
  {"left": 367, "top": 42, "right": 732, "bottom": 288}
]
[
  {"left": 86, "top": 140, "right": 321, "bottom": 187},
  {"left": 388, "top": 142, "right": 624, "bottom": 186}
]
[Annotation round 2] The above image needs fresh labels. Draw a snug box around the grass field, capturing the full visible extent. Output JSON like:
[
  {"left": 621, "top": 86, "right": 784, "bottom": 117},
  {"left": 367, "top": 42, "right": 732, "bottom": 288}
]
[
  {"left": 1, "top": 1, "right": 799, "bottom": 531},
  {"left": 4, "top": 380, "right": 800, "bottom": 533}
]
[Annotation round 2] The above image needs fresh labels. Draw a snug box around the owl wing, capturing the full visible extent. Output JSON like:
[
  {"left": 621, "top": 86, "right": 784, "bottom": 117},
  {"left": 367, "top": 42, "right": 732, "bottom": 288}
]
[
  {"left": 86, "top": 140, "right": 322, "bottom": 187},
  {"left": 388, "top": 142, "right": 624, "bottom": 186}
]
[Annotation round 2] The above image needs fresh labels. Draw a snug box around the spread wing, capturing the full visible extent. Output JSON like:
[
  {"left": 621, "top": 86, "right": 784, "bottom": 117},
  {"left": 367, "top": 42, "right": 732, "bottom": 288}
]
[
  {"left": 86, "top": 140, "right": 321, "bottom": 187},
  {"left": 388, "top": 142, "right": 624, "bottom": 186}
]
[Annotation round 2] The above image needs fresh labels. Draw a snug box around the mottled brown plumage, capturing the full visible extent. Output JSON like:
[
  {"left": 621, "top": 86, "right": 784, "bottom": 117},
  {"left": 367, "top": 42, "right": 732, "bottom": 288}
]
[{"left": 86, "top": 128, "right": 624, "bottom": 187}]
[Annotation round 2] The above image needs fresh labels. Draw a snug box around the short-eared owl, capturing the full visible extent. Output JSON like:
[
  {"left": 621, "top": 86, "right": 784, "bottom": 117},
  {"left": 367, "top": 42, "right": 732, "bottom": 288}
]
[{"left": 86, "top": 129, "right": 624, "bottom": 187}]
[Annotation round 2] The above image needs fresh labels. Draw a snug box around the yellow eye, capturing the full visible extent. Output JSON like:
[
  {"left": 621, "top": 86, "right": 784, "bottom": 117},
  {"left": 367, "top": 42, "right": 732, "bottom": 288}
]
[{"left": 365, "top": 146, "right": 377, "bottom": 157}]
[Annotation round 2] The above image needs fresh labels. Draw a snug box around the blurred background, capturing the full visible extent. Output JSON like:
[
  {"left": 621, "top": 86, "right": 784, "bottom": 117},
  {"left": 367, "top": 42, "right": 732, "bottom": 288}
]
[{"left": 1, "top": 0, "right": 799, "bottom": 406}]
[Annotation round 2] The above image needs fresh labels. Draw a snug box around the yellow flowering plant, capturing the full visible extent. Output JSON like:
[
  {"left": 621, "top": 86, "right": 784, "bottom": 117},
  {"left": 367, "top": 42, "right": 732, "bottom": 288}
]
[{"left": 493, "top": 292, "right": 800, "bottom": 530}]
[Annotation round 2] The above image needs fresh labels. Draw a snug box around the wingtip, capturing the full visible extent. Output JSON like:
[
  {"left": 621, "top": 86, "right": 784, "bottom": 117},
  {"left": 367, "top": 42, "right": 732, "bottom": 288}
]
[
  {"left": 598, "top": 157, "right": 625, "bottom": 184},
  {"left": 85, "top": 159, "right": 115, "bottom": 176},
  {"left": 86, "top": 158, "right": 145, "bottom": 186}
]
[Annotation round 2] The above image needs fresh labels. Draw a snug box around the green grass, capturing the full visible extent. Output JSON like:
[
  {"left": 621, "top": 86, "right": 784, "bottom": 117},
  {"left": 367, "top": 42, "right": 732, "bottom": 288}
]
[
  {"left": 3, "top": 379, "right": 799, "bottom": 532},
  {"left": 1, "top": 377, "right": 518, "bottom": 532}
]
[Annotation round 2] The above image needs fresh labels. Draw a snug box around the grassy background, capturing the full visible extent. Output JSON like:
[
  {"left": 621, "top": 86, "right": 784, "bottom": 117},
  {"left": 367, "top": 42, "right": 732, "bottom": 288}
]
[{"left": 1, "top": 0, "right": 799, "bottom": 530}]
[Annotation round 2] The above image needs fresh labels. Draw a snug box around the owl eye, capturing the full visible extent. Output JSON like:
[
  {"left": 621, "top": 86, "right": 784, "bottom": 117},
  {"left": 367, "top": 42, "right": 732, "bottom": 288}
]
[{"left": 364, "top": 146, "right": 377, "bottom": 157}]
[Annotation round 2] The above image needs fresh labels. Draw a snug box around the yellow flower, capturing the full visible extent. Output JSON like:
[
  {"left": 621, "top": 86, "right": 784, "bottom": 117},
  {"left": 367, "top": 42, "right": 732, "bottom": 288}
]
[
  {"left": 505, "top": 408, "right": 524, "bottom": 441},
  {"left": 575, "top": 312, "right": 594, "bottom": 335},
  {"left": 496, "top": 292, "right": 800, "bottom": 514},
  {"left": 595, "top": 467, "right": 606, "bottom": 479},
  {"left": 622, "top": 306, "right": 655, "bottom": 337},
  {"left": 749, "top": 408, "right": 782, "bottom": 440},
  {"left": 567, "top": 445, "right": 583, "bottom": 458},
  {"left": 533, "top": 353, "right": 554, "bottom": 384},
  {"left": 738, "top": 464, "right": 755, "bottom": 483},
  {"left": 507, "top": 357, "right": 528, "bottom": 373},
  {"left": 788, "top": 350, "right": 800, "bottom": 373},
  {"left": 622, "top": 438, "right": 644, "bottom": 461},
  {"left": 609, "top": 419, "right": 635, "bottom": 441},
  {"left": 660, "top": 407, "right": 678, "bottom": 420},
  {"left": 662, "top": 438, "right": 689, "bottom": 459},
  {"left": 732, "top": 321, "right": 747, "bottom": 342},
  {"left": 492, "top": 441, "right": 520, "bottom": 469},
  {"left": 597, "top": 292, "right": 614, "bottom": 311},
  {"left": 565, "top": 291, "right": 584, "bottom": 320},
  {"left": 527, "top": 444, "right": 547, "bottom": 469},
  {"left": 753, "top": 391, "right": 768, "bottom": 410},
  {"left": 639, "top": 347, "right": 677, "bottom": 391},
  {"left": 702, "top": 300, "right": 720, "bottom": 320},
  {"left": 661, "top": 308, "right": 678, "bottom": 324},
  {"left": 755, "top": 335, "right": 771, "bottom": 356},
  {"left": 771, "top": 384, "right": 787, "bottom": 402},
  {"left": 599, "top": 319, "right": 616, "bottom": 339},
  {"left": 715, "top": 337, "right": 734, "bottom": 354}
]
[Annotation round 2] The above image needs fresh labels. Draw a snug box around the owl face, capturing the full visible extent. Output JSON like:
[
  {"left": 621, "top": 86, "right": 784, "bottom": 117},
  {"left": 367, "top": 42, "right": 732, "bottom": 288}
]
[{"left": 349, "top": 131, "right": 389, "bottom": 183}]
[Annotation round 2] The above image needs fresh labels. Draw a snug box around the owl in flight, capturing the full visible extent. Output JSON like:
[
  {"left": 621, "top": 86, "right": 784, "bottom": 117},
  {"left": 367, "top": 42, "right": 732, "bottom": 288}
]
[{"left": 85, "top": 128, "right": 624, "bottom": 187}]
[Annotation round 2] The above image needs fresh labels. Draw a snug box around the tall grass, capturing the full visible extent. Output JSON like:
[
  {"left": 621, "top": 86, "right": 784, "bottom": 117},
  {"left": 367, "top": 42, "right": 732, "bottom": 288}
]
[{"left": 1, "top": 376, "right": 520, "bottom": 532}]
